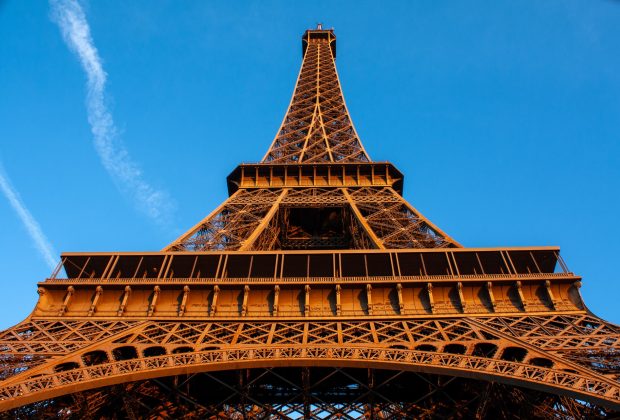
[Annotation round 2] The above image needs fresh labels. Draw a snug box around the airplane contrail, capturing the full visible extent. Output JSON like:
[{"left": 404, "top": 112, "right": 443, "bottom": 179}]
[
  {"left": 49, "top": 0, "right": 174, "bottom": 226},
  {"left": 0, "top": 165, "right": 57, "bottom": 270}
]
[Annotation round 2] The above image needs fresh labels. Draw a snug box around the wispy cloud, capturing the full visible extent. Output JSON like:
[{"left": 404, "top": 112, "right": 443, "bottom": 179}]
[
  {"left": 49, "top": 0, "right": 174, "bottom": 226},
  {"left": 0, "top": 165, "right": 57, "bottom": 270}
]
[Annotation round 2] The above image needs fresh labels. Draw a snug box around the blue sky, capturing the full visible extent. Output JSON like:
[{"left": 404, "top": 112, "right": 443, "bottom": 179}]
[{"left": 0, "top": 0, "right": 619, "bottom": 329}]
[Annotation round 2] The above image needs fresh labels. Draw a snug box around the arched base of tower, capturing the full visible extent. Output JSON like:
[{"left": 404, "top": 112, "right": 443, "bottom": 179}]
[{"left": 6, "top": 368, "right": 615, "bottom": 419}]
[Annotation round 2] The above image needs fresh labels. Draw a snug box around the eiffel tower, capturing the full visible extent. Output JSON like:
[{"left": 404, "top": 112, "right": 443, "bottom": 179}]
[{"left": 1, "top": 25, "right": 619, "bottom": 419}]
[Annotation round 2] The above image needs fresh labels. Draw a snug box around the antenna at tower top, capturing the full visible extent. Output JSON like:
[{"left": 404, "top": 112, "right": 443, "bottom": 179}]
[{"left": 317, "top": 23, "right": 323, "bottom": 30}]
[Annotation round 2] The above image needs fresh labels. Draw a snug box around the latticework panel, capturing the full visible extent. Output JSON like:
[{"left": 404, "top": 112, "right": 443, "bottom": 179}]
[
  {"left": 166, "top": 189, "right": 285, "bottom": 251},
  {"left": 262, "top": 36, "right": 369, "bottom": 163},
  {"left": 103, "top": 319, "right": 499, "bottom": 348},
  {"left": 348, "top": 187, "right": 458, "bottom": 248},
  {"left": 3, "top": 317, "right": 617, "bottom": 371},
  {"left": 281, "top": 187, "right": 347, "bottom": 206},
  {"left": 4, "top": 25, "right": 618, "bottom": 419},
  {"left": 477, "top": 314, "right": 620, "bottom": 350},
  {"left": 0, "top": 320, "right": 143, "bottom": 382},
  {"left": 168, "top": 187, "right": 458, "bottom": 251},
  {"left": 476, "top": 314, "right": 620, "bottom": 378},
  {"left": 1, "top": 315, "right": 619, "bottom": 412},
  {"left": 4, "top": 369, "right": 615, "bottom": 419},
  {"left": 0, "top": 320, "right": 140, "bottom": 356}
]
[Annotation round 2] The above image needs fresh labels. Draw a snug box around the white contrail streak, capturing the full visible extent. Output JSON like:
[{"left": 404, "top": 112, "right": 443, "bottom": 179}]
[
  {"left": 0, "top": 165, "right": 57, "bottom": 270},
  {"left": 49, "top": 0, "right": 174, "bottom": 225}
]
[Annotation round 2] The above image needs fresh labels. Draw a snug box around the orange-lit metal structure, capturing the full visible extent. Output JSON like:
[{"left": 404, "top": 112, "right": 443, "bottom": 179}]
[{"left": 1, "top": 26, "right": 618, "bottom": 418}]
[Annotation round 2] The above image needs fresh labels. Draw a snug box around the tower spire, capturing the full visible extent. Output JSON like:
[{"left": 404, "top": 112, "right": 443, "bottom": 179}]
[{"left": 263, "top": 25, "right": 369, "bottom": 163}]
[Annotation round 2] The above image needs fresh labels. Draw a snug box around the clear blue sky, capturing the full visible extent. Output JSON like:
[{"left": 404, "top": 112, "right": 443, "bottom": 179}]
[{"left": 0, "top": 1, "right": 619, "bottom": 329}]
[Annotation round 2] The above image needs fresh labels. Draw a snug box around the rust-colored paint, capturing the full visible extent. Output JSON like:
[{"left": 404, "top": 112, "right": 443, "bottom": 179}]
[{"left": 0, "top": 26, "right": 618, "bottom": 417}]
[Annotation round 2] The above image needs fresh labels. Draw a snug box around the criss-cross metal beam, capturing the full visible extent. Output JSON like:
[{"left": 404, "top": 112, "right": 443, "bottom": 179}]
[{"left": 1, "top": 25, "right": 618, "bottom": 419}]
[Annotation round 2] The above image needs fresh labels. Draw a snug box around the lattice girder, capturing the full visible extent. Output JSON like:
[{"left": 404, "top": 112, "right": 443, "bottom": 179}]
[
  {"left": 263, "top": 30, "right": 369, "bottom": 164},
  {"left": 9, "top": 369, "right": 612, "bottom": 419},
  {"left": 2, "top": 26, "right": 618, "bottom": 418},
  {"left": 167, "top": 187, "right": 460, "bottom": 251},
  {"left": 0, "top": 316, "right": 619, "bottom": 412}
]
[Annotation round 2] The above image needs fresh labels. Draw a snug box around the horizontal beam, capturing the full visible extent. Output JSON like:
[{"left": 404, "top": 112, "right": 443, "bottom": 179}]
[
  {"left": 34, "top": 277, "right": 584, "bottom": 319},
  {"left": 0, "top": 345, "right": 618, "bottom": 412},
  {"left": 226, "top": 163, "right": 404, "bottom": 195},
  {"left": 56, "top": 248, "right": 568, "bottom": 282},
  {"left": 60, "top": 246, "right": 562, "bottom": 257}
]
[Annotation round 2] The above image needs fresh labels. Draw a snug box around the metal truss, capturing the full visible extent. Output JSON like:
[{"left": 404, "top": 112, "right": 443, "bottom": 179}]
[
  {"left": 262, "top": 30, "right": 369, "bottom": 163},
  {"left": 4, "top": 369, "right": 613, "bottom": 419},
  {"left": 0, "top": 315, "right": 619, "bottom": 412},
  {"left": 167, "top": 187, "right": 459, "bottom": 251},
  {"left": 1, "top": 26, "right": 618, "bottom": 418},
  {"left": 166, "top": 189, "right": 286, "bottom": 251},
  {"left": 3, "top": 315, "right": 617, "bottom": 358},
  {"left": 346, "top": 188, "right": 456, "bottom": 249},
  {"left": 164, "top": 26, "right": 458, "bottom": 253},
  {"left": 0, "top": 320, "right": 140, "bottom": 355}
]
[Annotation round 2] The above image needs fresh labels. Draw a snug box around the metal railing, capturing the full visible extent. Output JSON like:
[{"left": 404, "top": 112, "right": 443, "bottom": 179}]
[{"left": 44, "top": 271, "right": 576, "bottom": 285}]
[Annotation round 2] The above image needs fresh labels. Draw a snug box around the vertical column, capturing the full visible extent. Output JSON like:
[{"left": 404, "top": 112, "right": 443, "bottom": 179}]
[
  {"left": 396, "top": 283, "right": 404, "bottom": 315},
  {"left": 179, "top": 286, "right": 190, "bottom": 316},
  {"left": 88, "top": 286, "right": 103, "bottom": 316},
  {"left": 544, "top": 280, "right": 556, "bottom": 310},
  {"left": 456, "top": 282, "right": 466, "bottom": 313},
  {"left": 242, "top": 285, "right": 250, "bottom": 316},
  {"left": 211, "top": 285, "right": 220, "bottom": 317},
  {"left": 58, "top": 286, "right": 75, "bottom": 316},
  {"left": 515, "top": 281, "right": 527, "bottom": 311},
  {"left": 426, "top": 283, "right": 435, "bottom": 314},
  {"left": 304, "top": 285, "right": 311, "bottom": 317},
  {"left": 147, "top": 286, "right": 161, "bottom": 317},
  {"left": 118, "top": 286, "right": 131, "bottom": 316},
  {"left": 273, "top": 285, "right": 280, "bottom": 316},
  {"left": 486, "top": 282, "right": 496, "bottom": 312},
  {"left": 335, "top": 284, "right": 342, "bottom": 316}
]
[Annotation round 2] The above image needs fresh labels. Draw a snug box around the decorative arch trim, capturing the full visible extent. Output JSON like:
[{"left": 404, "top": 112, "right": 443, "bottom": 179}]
[{"left": 1, "top": 345, "right": 618, "bottom": 412}]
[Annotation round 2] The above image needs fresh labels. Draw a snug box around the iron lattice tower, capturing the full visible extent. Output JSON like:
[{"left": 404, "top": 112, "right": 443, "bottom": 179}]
[{"left": 1, "top": 26, "right": 619, "bottom": 419}]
